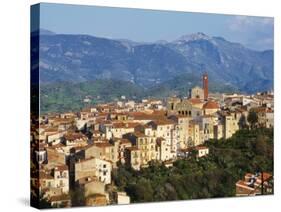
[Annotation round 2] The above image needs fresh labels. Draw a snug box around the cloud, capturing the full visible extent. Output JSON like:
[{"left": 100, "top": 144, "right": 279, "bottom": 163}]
[{"left": 228, "top": 16, "right": 273, "bottom": 50}]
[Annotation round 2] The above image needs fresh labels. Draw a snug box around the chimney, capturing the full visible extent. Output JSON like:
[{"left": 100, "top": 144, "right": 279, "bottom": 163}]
[{"left": 203, "top": 73, "right": 208, "bottom": 101}]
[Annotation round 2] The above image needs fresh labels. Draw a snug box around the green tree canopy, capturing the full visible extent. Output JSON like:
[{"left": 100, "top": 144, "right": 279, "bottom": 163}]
[{"left": 247, "top": 111, "right": 259, "bottom": 129}]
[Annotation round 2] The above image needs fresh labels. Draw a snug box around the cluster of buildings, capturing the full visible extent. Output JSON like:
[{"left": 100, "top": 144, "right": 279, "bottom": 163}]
[
  {"left": 236, "top": 172, "right": 273, "bottom": 196},
  {"left": 30, "top": 73, "right": 274, "bottom": 207}
]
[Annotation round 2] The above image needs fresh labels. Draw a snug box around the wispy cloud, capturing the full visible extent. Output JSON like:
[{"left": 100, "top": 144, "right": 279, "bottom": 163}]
[
  {"left": 229, "top": 16, "right": 273, "bottom": 31},
  {"left": 228, "top": 16, "right": 273, "bottom": 50}
]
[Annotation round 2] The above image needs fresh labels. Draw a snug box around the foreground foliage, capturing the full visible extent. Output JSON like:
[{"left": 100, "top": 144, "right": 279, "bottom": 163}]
[{"left": 112, "top": 128, "right": 273, "bottom": 202}]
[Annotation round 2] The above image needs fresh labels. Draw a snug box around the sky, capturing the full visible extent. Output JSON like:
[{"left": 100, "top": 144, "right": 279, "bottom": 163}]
[{"left": 32, "top": 3, "right": 274, "bottom": 51}]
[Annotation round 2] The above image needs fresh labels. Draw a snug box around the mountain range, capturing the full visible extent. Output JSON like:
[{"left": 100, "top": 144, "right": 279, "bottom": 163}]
[{"left": 33, "top": 30, "right": 273, "bottom": 94}]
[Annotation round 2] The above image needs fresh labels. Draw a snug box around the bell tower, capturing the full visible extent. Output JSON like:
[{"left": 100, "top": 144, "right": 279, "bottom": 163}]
[{"left": 203, "top": 73, "right": 208, "bottom": 101}]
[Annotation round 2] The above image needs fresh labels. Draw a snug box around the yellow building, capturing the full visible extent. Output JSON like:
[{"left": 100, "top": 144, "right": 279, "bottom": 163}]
[
  {"left": 221, "top": 112, "right": 239, "bottom": 139},
  {"left": 214, "top": 124, "right": 224, "bottom": 140},
  {"left": 39, "top": 165, "right": 69, "bottom": 197},
  {"left": 75, "top": 157, "right": 112, "bottom": 184},
  {"left": 188, "top": 120, "right": 204, "bottom": 146},
  {"left": 168, "top": 115, "right": 190, "bottom": 149},
  {"left": 156, "top": 137, "right": 171, "bottom": 161},
  {"left": 146, "top": 120, "right": 178, "bottom": 158},
  {"left": 105, "top": 122, "right": 140, "bottom": 139},
  {"left": 79, "top": 142, "right": 119, "bottom": 168}
]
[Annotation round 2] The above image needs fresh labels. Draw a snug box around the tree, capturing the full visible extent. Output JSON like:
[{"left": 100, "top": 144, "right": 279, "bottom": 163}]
[
  {"left": 255, "top": 135, "right": 268, "bottom": 155},
  {"left": 112, "top": 128, "right": 273, "bottom": 203},
  {"left": 38, "top": 195, "right": 52, "bottom": 209},
  {"left": 247, "top": 111, "right": 258, "bottom": 129},
  {"left": 70, "top": 187, "right": 85, "bottom": 206},
  {"left": 238, "top": 114, "right": 248, "bottom": 129},
  {"left": 126, "top": 178, "right": 154, "bottom": 202}
]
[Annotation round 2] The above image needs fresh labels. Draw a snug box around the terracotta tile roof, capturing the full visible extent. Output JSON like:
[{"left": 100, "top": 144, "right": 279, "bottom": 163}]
[
  {"left": 128, "top": 112, "right": 153, "bottom": 120},
  {"left": 49, "top": 194, "right": 70, "bottom": 202},
  {"left": 52, "top": 118, "right": 74, "bottom": 124},
  {"left": 258, "top": 172, "right": 272, "bottom": 182},
  {"left": 64, "top": 132, "right": 87, "bottom": 141},
  {"left": 54, "top": 165, "right": 68, "bottom": 171},
  {"left": 147, "top": 119, "right": 174, "bottom": 127},
  {"left": 236, "top": 180, "right": 255, "bottom": 190},
  {"left": 203, "top": 101, "right": 220, "bottom": 109},
  {"left": 195, "top": 145, "right": 209, "bottom": 150},
  {"left": 189, "top": 98, "right": 204, "bottom": 105},
  {"left": 237, "top": 172, "right": 272, "bottom": 191},
  {"left": 94, "top": 142, "right": 113, "bottom": 148},
  {"left": 112, "top": 122, "right": 140, "bottom": 129},
  {"left": 43, "top": 127, "right": 59, "bottom": 133},
  {"left": 129, "top": 111, "right": 166, "bottom": 120}
]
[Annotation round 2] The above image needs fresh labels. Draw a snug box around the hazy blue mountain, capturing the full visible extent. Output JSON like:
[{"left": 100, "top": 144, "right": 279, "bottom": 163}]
[
  {"left": 36, "top": 30, "right": 273, "bottom": 93},
  {"left": 169, "top": 33, "right": 273, "bottom": 92}
]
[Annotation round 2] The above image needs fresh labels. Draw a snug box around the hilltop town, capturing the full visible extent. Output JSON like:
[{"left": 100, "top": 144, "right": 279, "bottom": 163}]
[{"left": 30, "top": 74, "right": 274, "bottom": 208}]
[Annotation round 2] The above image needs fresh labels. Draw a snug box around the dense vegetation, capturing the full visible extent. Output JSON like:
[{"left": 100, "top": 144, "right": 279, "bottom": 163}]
[
  {"left": 112, "top": 128, "right": 273, "bottom": 202},
  {"left": 40, "top": 79, "right": 144, "bottom": 114},
  {"left": 147, "top": 73, "right": 238, "bottom": 98},
  {"left": 40, "top": 77, "right": 236, "bottom": 114}
]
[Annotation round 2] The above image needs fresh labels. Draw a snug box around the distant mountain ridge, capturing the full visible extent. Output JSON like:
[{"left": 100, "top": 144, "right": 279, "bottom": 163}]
[{"left": 34, "top": 29, "right": 273, "bottom": 93}]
